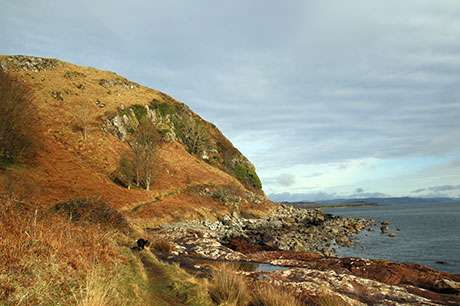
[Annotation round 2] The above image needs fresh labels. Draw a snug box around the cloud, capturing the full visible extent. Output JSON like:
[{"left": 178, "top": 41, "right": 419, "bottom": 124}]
[
  {"left": 355, "top": 188, "right": 364, "bottom": 193},
  {"left": 275, "top": 174, "right": 296, "bottom": 187},
  {"left": 1, "top": 1, "right": 460, "bottom": 196},
  {"left": 413, "top": 184, "right": 460, "bottom": 193}
]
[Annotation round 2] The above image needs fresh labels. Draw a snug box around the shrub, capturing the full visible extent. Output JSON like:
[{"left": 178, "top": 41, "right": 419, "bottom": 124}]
[
  {"left": 0, "top": 71, "right": 36, "bottom": 166},
  {"left": 233, "top": 163, "right": 262, "bottom": 190},
  {"left": 52, "top": 198, "right": 130, "bottom": 232},
  {"left": 150, "top": 100, "right": 177, "bottom": 117},
  {"left": 119, "top": 104, "right": 148, "bottom": 121}
]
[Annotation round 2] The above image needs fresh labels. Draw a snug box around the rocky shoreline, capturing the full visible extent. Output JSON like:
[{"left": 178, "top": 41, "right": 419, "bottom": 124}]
[
  {"left": 147, "top": 205, "right": 460, "bottom": 305},
  {"left": 149, "top": 204, "right": 374, "bottom": 259}
]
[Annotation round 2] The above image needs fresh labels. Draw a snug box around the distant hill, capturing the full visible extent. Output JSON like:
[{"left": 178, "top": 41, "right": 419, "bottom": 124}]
[
  {"left": 319, "top": 197, "right": 460, "bottom": 205},
  {"left": 278, "top": 197, "right": 460, "bottom": 209}
]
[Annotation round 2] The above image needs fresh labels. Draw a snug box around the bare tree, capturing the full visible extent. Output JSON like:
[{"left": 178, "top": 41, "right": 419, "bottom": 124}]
[
  {"left": 73, "top": 105, "right": 92, "bottom": 140},
  {"left": 117, "top": 119, "right": 160, "bottom": 190},
  {"left": 174, "top": 116, "right": 208, "bottom": 155},
  {"left": 0, "top": 71, "right": 35, "bottom": 165}
]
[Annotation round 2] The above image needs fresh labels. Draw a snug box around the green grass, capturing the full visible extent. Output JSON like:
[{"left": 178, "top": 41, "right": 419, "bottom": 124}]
[
  {"left": 233, "top": 163, "right": 262, "bottom": 190},
  {"left": 119, "top": 104, "right": 148, "bottom": 121},
  {"left": 149, "top": 101, "right": 177, "bottom": 117}
]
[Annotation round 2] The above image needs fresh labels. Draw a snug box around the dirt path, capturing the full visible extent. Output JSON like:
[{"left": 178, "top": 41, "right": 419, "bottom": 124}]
[{"left": 138, "top": 252, "right": 187, "bottom": 306}]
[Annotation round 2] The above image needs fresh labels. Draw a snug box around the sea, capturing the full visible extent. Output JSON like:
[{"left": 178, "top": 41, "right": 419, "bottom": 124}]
[{"left": 324, "top": 201, "right": 460, "bottom": 274}]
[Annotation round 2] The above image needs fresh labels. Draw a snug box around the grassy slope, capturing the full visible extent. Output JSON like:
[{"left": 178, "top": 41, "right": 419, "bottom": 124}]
[
  {"left": 0, "top": 55, "right": 273, "bottom": 225},
  {"left": 0, "top": 55, "right": 278, "bottom": 305}
]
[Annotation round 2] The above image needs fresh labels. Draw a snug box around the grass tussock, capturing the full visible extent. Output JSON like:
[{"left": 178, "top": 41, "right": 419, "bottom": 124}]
[
  {"left": 250, "top": 283, "right": 302, "bottom": 306},
  {"left": 0, "top": 194, "right": 125, "bottom": 305},
  {"left": 312, "top": 293, "right": 349, "bottom": 306},
  {"left": 150, "top": 238, "right": 174, "bottom": 254},
  {"left": 208, "top": 264, "right": 250, "bottom": 306}
]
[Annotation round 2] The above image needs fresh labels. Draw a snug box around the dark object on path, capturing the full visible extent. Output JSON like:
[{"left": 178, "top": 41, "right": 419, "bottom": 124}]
[
  {"left": 132, "top": 238, "right": 150, "bottom": 251},
  {"left": 435, "top": 261, "right": 448, "bottom": 265}
]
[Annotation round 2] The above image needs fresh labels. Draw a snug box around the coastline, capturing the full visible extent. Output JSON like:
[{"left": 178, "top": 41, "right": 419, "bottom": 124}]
[{"left": 149, "top": 204, "right": 460, "bottom": 305}]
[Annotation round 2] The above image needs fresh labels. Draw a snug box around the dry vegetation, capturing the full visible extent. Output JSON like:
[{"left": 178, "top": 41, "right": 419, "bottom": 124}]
[
  {"left": 117, "top": 119, "right": 161, "bottom": 190},
  {"left": 207, "top": 264, "right": 304, "bottom": 306},
  {"left": 208, "top": 265, "right": 251, "bottom": 306},
  {"left": 251, "top": 283, "right": 303, "bottom": 306},
  {"left": 0, "top": 194, "right": 124, "bottom": 305},
  {"left": 0, "top": 71, "right": 37, "bottom": 166}
]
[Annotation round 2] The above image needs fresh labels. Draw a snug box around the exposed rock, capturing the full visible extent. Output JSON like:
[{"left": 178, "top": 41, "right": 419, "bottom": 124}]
[
  {"left": 244, "top": 268, "right": 439, "bottom": 305},
  {"left": 98, "top": 77, "right": 139, "bottom": 90},
  {"left": 64, "top": 70, "right": 86, "bottom": 79},
  {"left": 0, "top": 55, "right": 59, "bottom": 72},
  {"left": 50, "top": 90, "right": 64, "bottom": 101},
  {"left": 149, "top": 205, "right": 374, "bottom": 258},
  {"left": 434, "top": 278, "right": 460, "bottom": 294}
]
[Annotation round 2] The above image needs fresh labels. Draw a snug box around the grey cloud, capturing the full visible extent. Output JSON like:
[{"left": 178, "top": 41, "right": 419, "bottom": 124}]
[
  {"left": 304, "top": 172, "right": 323, "bottom": 178},
  {"left": 413, "top": 185, "right": 460, "bottom": 193},
  {"left": 2, "top": 1, "right": 460, "bottom": 193},
  {"left": 355, "top": 188, "right": 364, "bottom": 193},
  {"left": 276, "top": 174, "right": 296, "bottom": 187}
]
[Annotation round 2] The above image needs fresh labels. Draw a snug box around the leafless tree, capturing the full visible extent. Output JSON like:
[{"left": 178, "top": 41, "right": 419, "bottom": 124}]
[
  {"left": 117, "top": 119, "right": 160, "bottom": 190},
  {"left": 175, "top": 116, "right": 208, "bottom": 155},
  {"left": 73, "top": 105, "right": 92, "bottom": 140}
]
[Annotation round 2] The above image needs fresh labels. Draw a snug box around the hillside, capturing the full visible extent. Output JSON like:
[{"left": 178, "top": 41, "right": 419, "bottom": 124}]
[
  {"left": 0, "top": 55, "right": 273, "bottom": 226},
  {"left": 2, "top": 55, "right": 460, "bottom": 306}
]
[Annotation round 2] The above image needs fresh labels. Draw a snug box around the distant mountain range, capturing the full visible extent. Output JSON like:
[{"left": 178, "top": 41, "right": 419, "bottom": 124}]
[{"left": 280, "top": 197, "right": 460, "bottom": 208}]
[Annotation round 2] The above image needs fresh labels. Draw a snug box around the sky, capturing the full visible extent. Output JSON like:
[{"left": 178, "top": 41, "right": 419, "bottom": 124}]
[{"left": 1, "top": 0, "right": 460, "bottom": 201}]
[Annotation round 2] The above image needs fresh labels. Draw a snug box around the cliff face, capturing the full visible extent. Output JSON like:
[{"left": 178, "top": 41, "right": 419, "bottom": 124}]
[{"left": 0, "top": 55, "right": 272, "bottom": 224}]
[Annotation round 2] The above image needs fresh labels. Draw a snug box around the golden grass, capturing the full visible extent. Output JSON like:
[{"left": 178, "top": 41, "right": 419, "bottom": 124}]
[
  {"left": 208, "top": 264, "right": 250, "bottom": 306},
  {"left": 77, "top": 269, "right": 118, "bottom": 306},
  {"left": 250, "top": 283, "right": 302, "bottom": 306},
  {"left": 150, "top": 238, "right": 174, "bottom": 254},
  {"left": 314, "top": 294, "right": 349, "bottom": 306},
  {"left": 0, "top": 195, "right": 124, "bottom": 305}
]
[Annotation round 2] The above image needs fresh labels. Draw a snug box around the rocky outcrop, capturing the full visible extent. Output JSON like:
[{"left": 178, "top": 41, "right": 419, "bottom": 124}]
[
  {"left": 149, "top": 205, "right": 460, "bottom": 305},
  {"left": 246, "top": 268, "right": 440, "bottom": 305},
  {"left": 0, "top": 55, "right": 59, "bottom": 72},
  {"left": 149, "top": 205, "right": 373, "bottom": 259},
  {"left": 104, "top": 101, "right": 263, "bottom": 191}
]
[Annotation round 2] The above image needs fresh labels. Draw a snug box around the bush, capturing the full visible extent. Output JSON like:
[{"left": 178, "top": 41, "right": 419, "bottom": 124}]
[
  {"left": 149, "top": 100, "right": 177, "bottom": 117},
  {"left": 119, "top": 104, "right": 148, "bottom": 121},
  {"left": 52, "top": 198, "right": 130, "bottom": 232},
  {"left": 0, "top": 71, "right": 36, "bottom": 166},
  {"left": 233, "top": 163, "right": 262, "bottom": 190}
]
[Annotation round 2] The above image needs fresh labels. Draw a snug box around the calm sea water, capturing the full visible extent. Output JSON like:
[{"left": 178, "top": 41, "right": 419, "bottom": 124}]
[{"left": 324, "top": 202, "right": 460, "bottom": 274}]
